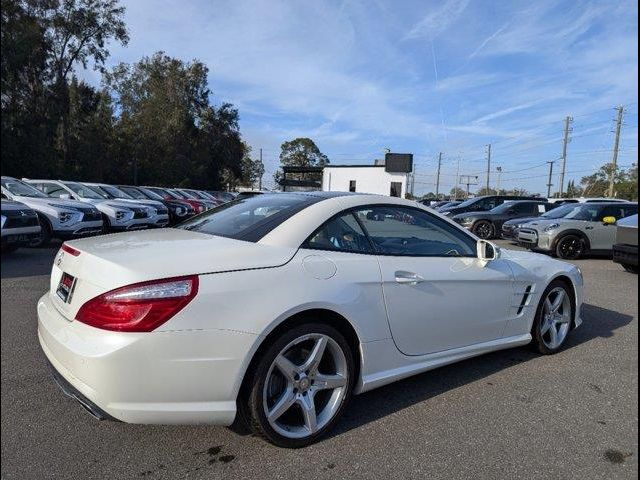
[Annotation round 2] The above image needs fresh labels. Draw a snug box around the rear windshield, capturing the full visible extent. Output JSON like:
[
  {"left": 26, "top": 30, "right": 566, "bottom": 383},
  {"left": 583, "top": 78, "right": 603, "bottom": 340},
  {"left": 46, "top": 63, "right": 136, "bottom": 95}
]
[{"left": 177, "top": 193, "right": 321, "bottom": 242}]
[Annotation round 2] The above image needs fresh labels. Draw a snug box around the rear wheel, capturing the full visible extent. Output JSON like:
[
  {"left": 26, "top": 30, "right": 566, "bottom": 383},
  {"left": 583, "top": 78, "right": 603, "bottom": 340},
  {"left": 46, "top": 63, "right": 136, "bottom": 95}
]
[
  {"left": 555, "top": 234, "right": 585, "bottom": 260},
  {"left": 244, "top": 323, "right": 355, "bottom": 448},
  {"left": 531, "top": 280, "right": 574, "bottom": 354},
  {"left": 473, "top": 220, "right": 495, "bottom": 239}
]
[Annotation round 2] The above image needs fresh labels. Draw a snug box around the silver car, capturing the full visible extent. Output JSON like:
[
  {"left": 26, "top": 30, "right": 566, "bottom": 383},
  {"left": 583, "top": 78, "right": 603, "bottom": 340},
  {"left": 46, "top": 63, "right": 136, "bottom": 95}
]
[
  {"left": 517, "top": 202, "right": 638, "bottom": 259},
  {"left": 1, "top": 177, "right": 103, "bottom": 246},
  {"left": 1, "top": 200, "right": 42, "bottom": 252}
]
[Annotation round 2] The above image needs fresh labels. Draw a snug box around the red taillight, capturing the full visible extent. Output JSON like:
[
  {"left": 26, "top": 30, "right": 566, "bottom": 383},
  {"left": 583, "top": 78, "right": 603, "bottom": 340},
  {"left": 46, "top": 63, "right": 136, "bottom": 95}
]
[
  {"left": 76, "top": 276, "right": 199, "bottom": 332},
  {"left": 61, "top": 243, "right": 81, "bottom": 256}
]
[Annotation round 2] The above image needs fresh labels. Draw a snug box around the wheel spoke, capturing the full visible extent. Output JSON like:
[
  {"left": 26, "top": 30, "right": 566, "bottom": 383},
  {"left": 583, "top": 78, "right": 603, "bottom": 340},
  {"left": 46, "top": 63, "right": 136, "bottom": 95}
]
[
  {"left": 544, "top": 298, "right": 553, "bottom": 314},
  {"left": 548, "top": 323, "right": 558, "bottom": 347},
  {"left": 267, "top": 388, "right": 296, "bottom": 422},
  {"left": 314, "top": 373, "right": 347, "bottom": 391},
  {"left": 540, "top": 317, "right": 553, "bottom": 335},
  {"left": 298, "top": 393, "right": 318, "bottom": 433},
  {"left": 300, "top": 336, "right": 328, "bottom": 374},
  {"left": 556, "top": 313, "right": 571, "bottom": 324},
  {"left": 551, "top": 291, "right": 565, "bottom": 313},
  {"left": 275, "top": 354, "right": 298, "bottom": 381}
]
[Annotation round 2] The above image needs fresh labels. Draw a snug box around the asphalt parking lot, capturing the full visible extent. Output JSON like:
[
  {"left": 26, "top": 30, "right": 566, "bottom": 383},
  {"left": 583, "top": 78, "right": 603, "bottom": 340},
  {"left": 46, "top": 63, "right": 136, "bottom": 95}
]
[{"left": 1, "top": 241, "right": 637, "bottom": 480}]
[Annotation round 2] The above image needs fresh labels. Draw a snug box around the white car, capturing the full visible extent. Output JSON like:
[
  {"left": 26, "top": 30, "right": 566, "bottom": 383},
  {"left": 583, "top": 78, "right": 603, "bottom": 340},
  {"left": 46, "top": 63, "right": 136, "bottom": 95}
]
[
  {"left": 25, "top": 179, "right": 153, "bottom": 232},
  {"left": 83, "top": 183, "right": 170, "bottom": 228},
  {"left": 38, "top": 192, "right": 584, "bottom": 447},
  {"left": 1, "top": 199, "right": 42, "bottom": 252},
  {"left": 1, "top": 176, "right": 103, "bottom": 245}
]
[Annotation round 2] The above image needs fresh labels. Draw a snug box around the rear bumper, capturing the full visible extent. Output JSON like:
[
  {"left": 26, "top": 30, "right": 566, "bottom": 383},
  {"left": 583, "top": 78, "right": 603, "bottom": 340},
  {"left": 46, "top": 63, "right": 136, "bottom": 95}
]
[
  {"left": 37, "top": 292, "right": 258, "bottom": 425},
  {"left": 612, "top": 244, "right": 638, "bottom": 266}
]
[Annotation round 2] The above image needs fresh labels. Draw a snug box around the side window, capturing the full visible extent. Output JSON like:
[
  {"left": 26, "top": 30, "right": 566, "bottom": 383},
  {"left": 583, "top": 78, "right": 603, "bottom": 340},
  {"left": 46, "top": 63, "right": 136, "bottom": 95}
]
[
  {"left": 600, "top": 205, "right": 626, "bottom": 220},
  {"left": 355, "top": 206, "right": 477, "bottom": 257},
  {"left": 512, "top": 202, "right": 532, "bottom": 214},
  {"left": 390, "top": 182, "right": 402, "bottom": 198},
  {"left": 304, "top": 212, "right": 372, "bottom": 253},
  {"left": 622, "top": 205, "right": 638, "bottom": 218},
  {"left": 349, "top": 180, "right": 356, "bottom": 192}
]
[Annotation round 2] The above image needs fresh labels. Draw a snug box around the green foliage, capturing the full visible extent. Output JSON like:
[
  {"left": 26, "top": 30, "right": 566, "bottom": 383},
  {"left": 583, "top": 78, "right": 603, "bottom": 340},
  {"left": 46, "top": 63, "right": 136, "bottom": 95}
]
[
  {"left": 1, "top": 1, "right": 250, "bottom": 190},
  {"left": 274, "top": 137, "right": 329, "bottom": 186},
  {"left": 580, "top": 163, "right": 638, "bottom": 200}
]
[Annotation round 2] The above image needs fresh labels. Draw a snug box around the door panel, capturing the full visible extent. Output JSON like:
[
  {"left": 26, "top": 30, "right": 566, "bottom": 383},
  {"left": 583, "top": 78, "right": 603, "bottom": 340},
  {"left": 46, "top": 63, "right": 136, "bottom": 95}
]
[{"left": 378, "top": 256, "right": 514, "bottom": 355}]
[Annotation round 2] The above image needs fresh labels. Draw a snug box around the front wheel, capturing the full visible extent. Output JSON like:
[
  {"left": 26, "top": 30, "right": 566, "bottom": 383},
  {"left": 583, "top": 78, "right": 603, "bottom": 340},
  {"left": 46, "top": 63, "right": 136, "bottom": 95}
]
[
  {"left": 555, "top": 235, "right": 585, "bottom": 259},
  {"left": 29, "top": 218, "right": 51, "bottom": 248},
  {"left": 473, "top": 220, "right": 495, "bottom": 239},
  {"left": 531, "top": 280, "right": 575, "bottom": 354},
  {"left": 244, "top": 323, "right": 355, "bottom": 448}
]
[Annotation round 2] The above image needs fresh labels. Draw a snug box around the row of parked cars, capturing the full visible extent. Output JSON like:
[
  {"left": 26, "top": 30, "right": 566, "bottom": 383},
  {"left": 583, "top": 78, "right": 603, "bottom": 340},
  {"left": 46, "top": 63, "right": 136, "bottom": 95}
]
[
  {"left": 0, "top": 176, "right": 238, "bottom": 253},
  {"left": 425, "top": 194, "right": 637, "bottom": 270}
]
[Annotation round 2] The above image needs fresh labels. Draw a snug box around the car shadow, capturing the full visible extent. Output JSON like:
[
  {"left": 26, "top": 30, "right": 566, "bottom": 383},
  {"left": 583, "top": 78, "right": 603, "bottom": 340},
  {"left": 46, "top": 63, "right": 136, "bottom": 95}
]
[
  {"left": 325, "top": 303, "right": 632, "bottom": 438},
  {"left": 0, "top": 243, "right": 60, "bottom": 279}
]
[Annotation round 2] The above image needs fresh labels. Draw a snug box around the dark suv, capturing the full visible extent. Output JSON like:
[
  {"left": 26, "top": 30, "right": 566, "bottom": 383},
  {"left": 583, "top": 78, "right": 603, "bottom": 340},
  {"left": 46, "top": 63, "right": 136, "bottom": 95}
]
[
  {"left": 439, "top": 195, "right": 546, "bottom": 218},
  {"left": 452, "top": 200, "right": 557, "bottom": 239}
]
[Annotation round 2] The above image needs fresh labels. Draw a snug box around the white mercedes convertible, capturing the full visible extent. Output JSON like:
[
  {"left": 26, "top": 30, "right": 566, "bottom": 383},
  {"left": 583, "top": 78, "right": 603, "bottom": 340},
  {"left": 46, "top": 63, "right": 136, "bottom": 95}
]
[{"left": 38, "top": 192, "right": 583, "bottom": 447}]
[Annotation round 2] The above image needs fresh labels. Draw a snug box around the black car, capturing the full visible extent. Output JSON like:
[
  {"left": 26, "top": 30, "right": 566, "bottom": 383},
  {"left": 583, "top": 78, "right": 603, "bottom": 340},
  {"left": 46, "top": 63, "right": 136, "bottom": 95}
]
[
  {"left": 439, "top": 195, "right": 546, "bottom": 218},
  {"left": 118, "top": 185, "right": 195, "bottom": 224},
  {"left": 500, "top": 203, "right": 581, "bottom": 240},
  {"left": 452, "top": 200, "right": 557, "bottom": 239}
]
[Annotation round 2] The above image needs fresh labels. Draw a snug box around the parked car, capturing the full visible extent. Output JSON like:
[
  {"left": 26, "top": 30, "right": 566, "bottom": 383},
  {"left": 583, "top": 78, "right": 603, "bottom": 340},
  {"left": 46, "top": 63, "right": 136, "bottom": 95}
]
[
  {"left": 419, "top": 200, "right": 449, "bottom": 208},
  {"left": 205, "top": 190, "right": 236, "bottom": 203},
  {"left": 517, "top": 202, "right": 638, "bottom": 259},
  {"left": 176, "top": 188, "right": 222, "bottom": 209},
  {"left": 547, "top": 197, "right": 630, "bottom": 204},
  {"left": 501, "top": 203, "right": 581, "bottom": 240},
  {"left": 118, "top": 185, "right": 195, "bottom": 224},
  {"left": 235, "top": 191, "right": 265, "bottom": 201},
  {"left": 612, "top": 214, "right": 638, "bottom": 273},
  {"left": 439, "top": 195, "right": 546, "bottom": 217},
  {"left": 1, "top": 200, "right": 42, "bottom": 253},
  {"left": 1, "top": 177, "right": 103, "bottom": 246},
  {"left": 436, "top": 200, "right": 463, "bottom": 211},
  {"left": 83, "top": 183, "right": 170, "bottom": 228},
  {"left": 452, "top": 200, "right": 558, "bottom": 239},
  {"left": 144, "top": 187, "right": 208, "bottom": 214},
  {"left": 39, "top": 192, "right": 584, "bottom": 448},
  {"left": 25, "top": 179, "right": 152, "bottom": 232}
]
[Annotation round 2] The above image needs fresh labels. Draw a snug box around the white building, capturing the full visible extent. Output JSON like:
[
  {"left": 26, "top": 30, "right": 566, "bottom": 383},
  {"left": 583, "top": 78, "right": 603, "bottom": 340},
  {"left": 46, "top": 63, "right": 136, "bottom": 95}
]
[{"left": 321, "top": 165, "right": 408, "bottom": 198}]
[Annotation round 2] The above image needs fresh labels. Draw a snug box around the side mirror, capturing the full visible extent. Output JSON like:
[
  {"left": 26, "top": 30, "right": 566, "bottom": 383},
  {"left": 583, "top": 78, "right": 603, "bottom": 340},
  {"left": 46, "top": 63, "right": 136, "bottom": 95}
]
[
  {"left": 59, "top": 193, "right": 70, "bottom": 199},
  {"left": 477, "top": 240, "right": 500, "bottom": 264},
  {"left": 602, "top": 216, "right": 617, "bottom": 226}
]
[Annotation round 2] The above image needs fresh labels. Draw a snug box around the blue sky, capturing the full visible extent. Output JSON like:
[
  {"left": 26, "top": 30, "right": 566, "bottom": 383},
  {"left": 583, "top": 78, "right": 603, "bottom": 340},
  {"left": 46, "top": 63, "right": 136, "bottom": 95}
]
[{"left": 81, "top": 0, "right": 638, "bottom": 195}]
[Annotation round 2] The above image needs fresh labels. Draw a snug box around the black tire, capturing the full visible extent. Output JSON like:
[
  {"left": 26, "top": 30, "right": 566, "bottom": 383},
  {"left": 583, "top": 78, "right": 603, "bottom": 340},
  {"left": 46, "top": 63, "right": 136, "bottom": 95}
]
[
  {"left": 473, "top": 220, "right": 495, "bottom": 239},
  {"left": 101, "top": 214, "right": 112, "bottom": 234},
  {"left": 29, "top": 218, "right": 51, "bottom": 248},
  {"left": 244, "top": 322, "right": 355, "bottom": 448},
  {"left": 622, "top": 264, "right": 638, "bottom": 274},
  {"left": 531, "top": 279, "right": 575, "bottom": 355},
  {"left": 555, "top": 234, "right": 585, "bottom": 260}
]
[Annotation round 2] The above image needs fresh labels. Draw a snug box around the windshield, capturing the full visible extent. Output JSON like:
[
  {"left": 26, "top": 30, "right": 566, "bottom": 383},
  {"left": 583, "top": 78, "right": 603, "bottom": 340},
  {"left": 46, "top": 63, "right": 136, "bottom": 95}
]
[
  {"left": 1, "top": 178, "right": 47, "bottom": 198},
  {"left": 453, "top": 197, "right": 482, "bottom": 209},
  {"left": 564, "top": 204, "right": 602, "bottom": 221},
  {"left": 119, "top": 186, "right": 148, "bottom": 200},
  {"left": 64, "top": 182, "right": 106, "bottom": 199},
  {"left": 101, "top": 185, "right": 134, "bottom": 199},
  {"left": 541, "top": 204, "right": 579, "bottom": 219},
  {"left": 177, "top": 190, "right": 197, "bottom": 199},
  {"left": 488, "top": 201, "right": 522, "bottom": 214},
  {"left": 177, "top": 193, "right": 321, "bottom": 242},
  {"left": 138, "top": 187, "right": 165, "bottom": 201}
]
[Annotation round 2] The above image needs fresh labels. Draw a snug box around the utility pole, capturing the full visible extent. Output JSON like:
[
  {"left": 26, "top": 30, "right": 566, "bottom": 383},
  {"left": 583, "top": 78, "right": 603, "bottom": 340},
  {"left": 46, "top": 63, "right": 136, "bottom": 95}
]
[
  {"left": 459, "top": 175, "right": 478, "bottom": 198},
  {"left": 607, "top": 106, "right": 625, "bottom": 198},
  {"left": 558, "top": 115, "right": 573, "bottom": 197},
  {"left": 455, "top": 157, "right": 460, "bottom": 199},
  {"left": 485, "top": 144, "right": 491, "bottom": 192},
  {"left": 546, "top": 160, "right": 555, "bottom": 198},
  {"left": 435, "top": 152, "right": 442, "bottom": 198},
  {"left": 258, "top": 148, "right": 263, "bottom": 190},
  {"left": 496, "top": 166, "right": 502, "bottom": 193}
]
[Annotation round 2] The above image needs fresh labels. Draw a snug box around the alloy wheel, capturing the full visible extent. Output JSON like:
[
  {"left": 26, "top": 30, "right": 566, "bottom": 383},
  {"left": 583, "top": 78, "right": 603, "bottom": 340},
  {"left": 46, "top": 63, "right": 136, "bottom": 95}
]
[
  {"left": 474, "top": 221, "right": 494, "bottom": 239},
  {"left": 540, "top": 286, "right": 571, "bottom": 349},
  {"left": 262, "top": 333, "right": 348, "bottom": 439},
  {"left": 558, "top": 236, "right": 583, "bottom": 259}
]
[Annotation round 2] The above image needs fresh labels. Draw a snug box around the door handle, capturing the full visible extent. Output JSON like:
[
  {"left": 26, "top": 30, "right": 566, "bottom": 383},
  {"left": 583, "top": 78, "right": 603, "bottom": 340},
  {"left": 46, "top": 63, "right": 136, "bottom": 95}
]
[
  {"left": 585, "top": 226, "right": 594, "bottom": 230},
  {"left": 395, "top": 271, "right": 424, "bottom": 284}
]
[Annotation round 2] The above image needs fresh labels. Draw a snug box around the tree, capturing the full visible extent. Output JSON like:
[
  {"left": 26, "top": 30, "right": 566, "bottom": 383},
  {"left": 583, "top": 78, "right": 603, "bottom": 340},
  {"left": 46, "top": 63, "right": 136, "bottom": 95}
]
[
  {"left": 104, "top": 52, "right": 244, "bottom": 187},
  {"left": 274, "top": 137, "right": 329, "bottom": 186},
  {"left": 449, "top": 187, "right": 467, "bottom": 199},
  {"left": 579, "top": 163, "right": 637, "bottom": 199}
]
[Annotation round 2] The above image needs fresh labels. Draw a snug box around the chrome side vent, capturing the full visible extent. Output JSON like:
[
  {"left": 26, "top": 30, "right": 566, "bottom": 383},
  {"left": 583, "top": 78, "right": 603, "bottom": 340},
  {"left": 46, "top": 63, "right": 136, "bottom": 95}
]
[{"left": 516, "top": 285, "right": 533, "bottom": 315}]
